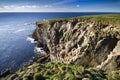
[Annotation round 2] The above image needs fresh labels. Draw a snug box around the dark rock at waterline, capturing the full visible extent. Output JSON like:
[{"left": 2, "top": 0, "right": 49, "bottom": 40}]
[
  {"left": 32, "top": 54, "right": 50, "bottom": 63},
  {"left": 0, "top": 69, "right": 11, "bottom": 77}
]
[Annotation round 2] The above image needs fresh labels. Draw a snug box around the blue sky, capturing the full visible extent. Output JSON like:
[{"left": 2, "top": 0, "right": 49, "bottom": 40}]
[{"left": 0, "top": 0, "right": 120, "bottom": 12}]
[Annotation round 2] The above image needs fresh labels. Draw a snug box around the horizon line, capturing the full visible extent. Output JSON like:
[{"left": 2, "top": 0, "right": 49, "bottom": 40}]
[{"left": 0, "top": 12, "right": 120, "bottom": 13}]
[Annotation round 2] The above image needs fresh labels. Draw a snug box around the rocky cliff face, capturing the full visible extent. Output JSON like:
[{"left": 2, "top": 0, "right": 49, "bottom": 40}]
[
  {"left": 1, "top": 14, "right": 120, "bottom": 80},
  {"left": 33, "top": 15, "right": 120, "bottom": 70}
]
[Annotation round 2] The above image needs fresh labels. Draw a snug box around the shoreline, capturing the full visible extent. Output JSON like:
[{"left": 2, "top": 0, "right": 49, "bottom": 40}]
[{"left": 0, "top": 14, "right": 120, "bottom": 80}]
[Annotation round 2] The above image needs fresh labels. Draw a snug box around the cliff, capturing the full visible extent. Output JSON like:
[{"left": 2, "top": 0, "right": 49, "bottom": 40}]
[
  {"left": 0, "top": 14, "right": 120, "bottom": 80},
  {"left": 33, "top": 14, "right": 120, "bottom": 70}
]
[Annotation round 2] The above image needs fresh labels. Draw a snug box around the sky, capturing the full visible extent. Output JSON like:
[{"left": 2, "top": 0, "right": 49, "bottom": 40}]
[{"left": 0, "top": 0, "right": 120, "bottom": 12}]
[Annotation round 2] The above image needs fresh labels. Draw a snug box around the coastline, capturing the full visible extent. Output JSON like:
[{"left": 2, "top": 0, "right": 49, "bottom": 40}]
[{"left": 0, "top": 14, "right": 120, "bottom": 80}]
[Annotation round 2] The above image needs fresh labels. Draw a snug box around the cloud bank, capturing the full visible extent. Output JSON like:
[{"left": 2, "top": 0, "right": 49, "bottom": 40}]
[{"left": 0, "top": 4, "right": 119, "bottom": 12}]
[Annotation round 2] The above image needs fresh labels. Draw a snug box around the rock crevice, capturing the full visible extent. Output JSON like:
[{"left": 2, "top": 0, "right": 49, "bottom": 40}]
[{"left": 33, "top": 17, "right": 120, "bottom": 70}]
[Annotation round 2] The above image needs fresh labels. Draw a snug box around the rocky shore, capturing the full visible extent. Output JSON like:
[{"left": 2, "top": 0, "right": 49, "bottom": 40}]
[{"left": 0, "top": 14, "right": 120, "bottom": 80}]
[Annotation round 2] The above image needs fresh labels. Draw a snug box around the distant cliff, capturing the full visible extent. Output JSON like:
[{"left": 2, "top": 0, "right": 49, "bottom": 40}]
[{"left": 32, "top": 14, "right": 120, "bottom": 70}]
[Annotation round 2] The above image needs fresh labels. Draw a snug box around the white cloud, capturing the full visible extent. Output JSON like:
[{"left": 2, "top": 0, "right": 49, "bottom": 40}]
[
  {"left": 51, "top": 0, "right": 77, "bottom": 5},
  {"left": 0, "top": 5, "right": 39, "bottom": 10},
  {"left": 0, "top": 5, "right": 54, "bottom": 12},
  {"left": 43, "top": 5, "right": 52, "bottom": 8},
  {"left": 0, "top": 4, "right": 120, "bottom": 12}
]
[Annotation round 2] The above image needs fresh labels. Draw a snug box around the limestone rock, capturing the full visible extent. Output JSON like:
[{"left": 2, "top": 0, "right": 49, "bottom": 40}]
[{"left": 32, "top": 16, "right": 120, "bottom": 70}]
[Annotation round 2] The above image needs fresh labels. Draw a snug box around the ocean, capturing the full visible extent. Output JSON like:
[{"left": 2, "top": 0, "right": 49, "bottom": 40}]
[{"left": 0, "top": 12, "right": 119, "bottom": 73}]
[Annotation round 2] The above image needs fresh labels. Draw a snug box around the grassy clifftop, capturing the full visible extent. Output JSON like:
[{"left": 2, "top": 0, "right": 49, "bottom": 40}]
[
  {"left": 37, "top": 14, "right": 120, "bottom": 27},
  {"left": 36, "top": 14, "right": 120, "bottom": 40}
]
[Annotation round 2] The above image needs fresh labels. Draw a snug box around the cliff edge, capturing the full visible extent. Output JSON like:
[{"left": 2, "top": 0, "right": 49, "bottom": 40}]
[
  {"left": 1, "top": 14, "right": 120, "bottom": 80},
  {"left": 33, "top": 14, "right": 120, "bottom": 70}
]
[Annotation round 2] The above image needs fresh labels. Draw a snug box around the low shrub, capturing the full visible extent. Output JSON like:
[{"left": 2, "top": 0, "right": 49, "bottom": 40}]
[{"left": 33, "top": 73, "right": 45, "bottom": 80}]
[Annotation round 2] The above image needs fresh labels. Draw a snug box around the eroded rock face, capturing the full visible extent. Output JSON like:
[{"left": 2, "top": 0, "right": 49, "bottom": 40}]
[
  {"left": 99, "top": 41, "right": 120, "bottom": 70},
  {"left": 32, "top": 19, "right": 120, "bottom": 70}
]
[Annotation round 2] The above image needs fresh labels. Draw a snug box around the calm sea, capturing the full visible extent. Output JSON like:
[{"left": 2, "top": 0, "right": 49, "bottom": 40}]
[{"left": 0, "top": 12, "right": 118, "bottom": 73}]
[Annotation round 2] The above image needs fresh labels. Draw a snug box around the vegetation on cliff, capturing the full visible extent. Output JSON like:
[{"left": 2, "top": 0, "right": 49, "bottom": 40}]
[
  {"left": 37, "top": 14, "right": 120, "bottom": 39},
  {"left": 1, "top": 14, "right": 120, "bottom": 80},
  {"left": 37, "top": 14, "right": 120, "bottom": 26},
  {"left": 34, "top": 14, "right": 120, "bottom": 68},
  {"left": 1, "top": 62, "right": 120, "bottom": 80}
]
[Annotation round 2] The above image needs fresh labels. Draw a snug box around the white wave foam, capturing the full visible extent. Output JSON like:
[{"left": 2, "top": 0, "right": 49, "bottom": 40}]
[
  {"left": 14, "top": 29, "right": 25, "bottom": 33},
  {"left": 23, "top": 22, "right": 35, "bottom": 26},
  {"left": 34, "top": 47, "right": 46, "bottom": 56},
  {"left": 26, "top": 37, "right": 37, "bottom": 43},
  {"left": 23, "top": 23, "right": 32, "bottom": 26},
  {"left": 23, "top": 23, "right": 29, "bottom": 26},
  {"left": 0, "top": 29, "right": 14, "bottom": 31}
]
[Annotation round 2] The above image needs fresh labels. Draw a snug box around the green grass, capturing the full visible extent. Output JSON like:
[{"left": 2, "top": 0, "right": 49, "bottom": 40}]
[
  {"left": 1, "top": 62, "right": 109, "bottom": 80},
  {"left": 33, "top": 72, "right": 45, "bottom": 80},
  {"left": 36, "top": 14, "right": 120, "bottom": 28},
  {"left": 2, "top": 62, "right": 120, "bottom": 80},
  {"left": 77, "top": 14, "right": 120, "bottom": 25}
]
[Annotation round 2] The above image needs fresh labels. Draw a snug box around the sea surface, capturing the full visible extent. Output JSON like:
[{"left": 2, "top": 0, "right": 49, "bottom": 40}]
[{"left": 0, "top": 12, "right": 119, "bottom": 73}]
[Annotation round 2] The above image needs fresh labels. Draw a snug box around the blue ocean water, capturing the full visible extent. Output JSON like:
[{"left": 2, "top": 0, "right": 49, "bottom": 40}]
[{"left": 0, "top": 12, "right": 119, "bottom": 73}]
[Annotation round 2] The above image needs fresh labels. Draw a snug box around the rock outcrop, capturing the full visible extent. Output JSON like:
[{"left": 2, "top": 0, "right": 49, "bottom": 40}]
[
  {"left": 1, "top": 14, "right": 120, "bottom": 80},
  {"left": 33, "top": 14, "right": 120, "bottom": 70}
]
